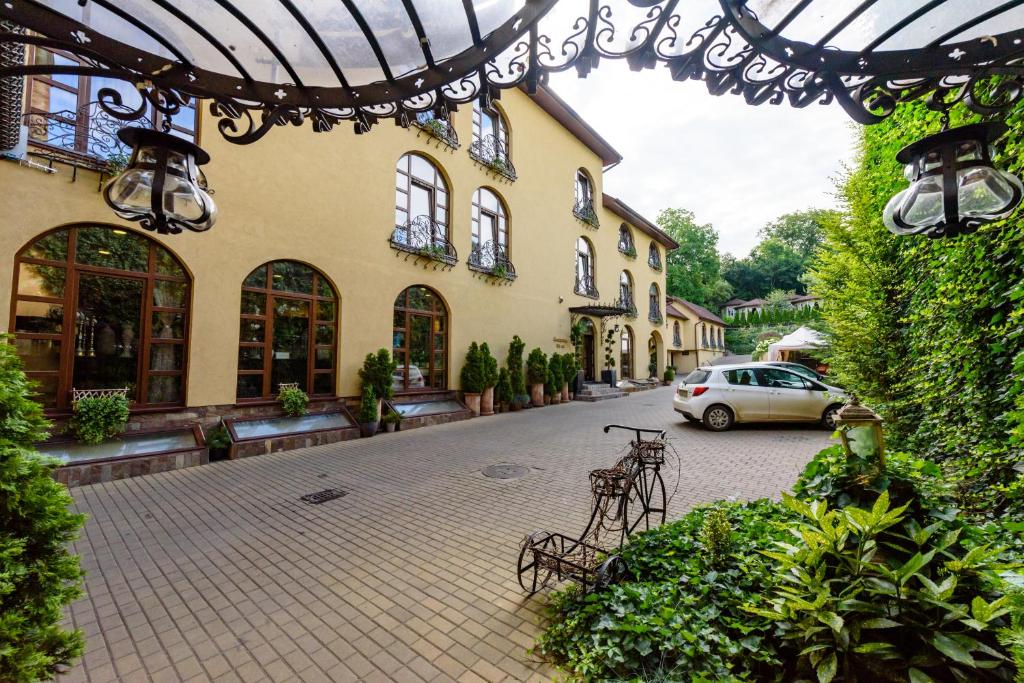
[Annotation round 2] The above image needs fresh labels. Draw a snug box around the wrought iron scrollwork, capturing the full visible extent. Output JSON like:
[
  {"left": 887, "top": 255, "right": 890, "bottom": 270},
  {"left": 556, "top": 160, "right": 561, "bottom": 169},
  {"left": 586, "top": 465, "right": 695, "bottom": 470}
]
[
  {"left": 468, "top": 134, "right": 517, "bottom": 182},
  {"left": 575, "top": 274, "right": 599, "bottom": 299},
  {"left": 617, "top": 296, "right": 637, "bottom": 319},
  {"left": 389, "top": 215, "right": 458, "bottom": 268},
  {"left": 573, "top": 197, "right": 600, "bottom": 228},
  {"left": 648, "top": 250, "right": 663, "bottom": 271},
  {"left": 468, "top": 241, "right": 517, "bottom": 281},
  {"left": 413, "top": 114, "right": 459, "bottom": 150},
  {"left": 23, "top": 101, "right": 154, "bottom": 171},
  {"left": 648, "top": 307, "right": 663, "bottom": 324}
]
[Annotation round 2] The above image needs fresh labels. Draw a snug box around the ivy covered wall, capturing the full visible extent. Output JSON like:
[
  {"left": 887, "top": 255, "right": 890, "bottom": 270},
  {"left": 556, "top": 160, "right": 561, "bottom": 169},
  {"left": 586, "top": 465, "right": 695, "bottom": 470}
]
[{"left": 811, "top": 102, "right": 1024, "bottom": 513}]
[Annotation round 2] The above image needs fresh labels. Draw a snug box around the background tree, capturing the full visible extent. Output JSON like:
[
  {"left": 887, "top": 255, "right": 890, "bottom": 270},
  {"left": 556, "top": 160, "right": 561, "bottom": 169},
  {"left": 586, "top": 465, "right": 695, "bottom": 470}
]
[
  {"left": 657, "top": 208, "right": 731, "bottom": 308},
  {"left": 758, "top": 209, "right": 838, "bottom": 262}
]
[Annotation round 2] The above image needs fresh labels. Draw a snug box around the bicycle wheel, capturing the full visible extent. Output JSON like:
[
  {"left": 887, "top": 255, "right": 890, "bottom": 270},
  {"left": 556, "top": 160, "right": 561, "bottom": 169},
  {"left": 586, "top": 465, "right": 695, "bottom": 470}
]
[
  {"left": 622, "top": 467, "right": 667, "bottom": 540},
  {"left": 517, "top": 530, "right": 554, "bottom": 595}
]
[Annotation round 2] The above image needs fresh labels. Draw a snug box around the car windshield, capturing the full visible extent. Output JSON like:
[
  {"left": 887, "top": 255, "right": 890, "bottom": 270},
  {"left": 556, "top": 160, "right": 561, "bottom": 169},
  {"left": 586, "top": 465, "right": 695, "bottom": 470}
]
[{"left": 683, "top": 370, "right": 710, "bottom": 384}]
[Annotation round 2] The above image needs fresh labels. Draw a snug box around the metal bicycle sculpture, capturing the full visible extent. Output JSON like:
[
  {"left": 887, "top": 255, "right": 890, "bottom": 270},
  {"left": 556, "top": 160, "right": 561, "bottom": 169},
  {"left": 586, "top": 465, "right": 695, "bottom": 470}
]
[{"left": 516, "top": 424, "right": 679, "bottom": 595}]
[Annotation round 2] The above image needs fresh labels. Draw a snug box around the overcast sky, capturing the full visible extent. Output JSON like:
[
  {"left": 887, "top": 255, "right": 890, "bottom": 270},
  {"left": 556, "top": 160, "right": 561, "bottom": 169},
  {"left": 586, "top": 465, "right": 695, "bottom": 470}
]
[{"left": 548, "top": 62, "right": 857, "bottom": 258}]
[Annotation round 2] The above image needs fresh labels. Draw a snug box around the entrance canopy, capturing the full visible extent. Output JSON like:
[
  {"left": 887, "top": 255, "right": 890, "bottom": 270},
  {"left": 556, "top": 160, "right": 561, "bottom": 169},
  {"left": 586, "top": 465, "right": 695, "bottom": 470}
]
[
  {"left": 767, "top": 326, "right": 826, "bottom": 362},
  {"left": 5, "top": 1, "right": 1024, "bottom": 143}
]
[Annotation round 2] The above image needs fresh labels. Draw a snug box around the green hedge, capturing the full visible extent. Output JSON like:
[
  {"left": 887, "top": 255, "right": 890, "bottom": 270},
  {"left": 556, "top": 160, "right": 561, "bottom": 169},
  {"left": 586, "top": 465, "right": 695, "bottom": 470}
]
[{"left": 810, "top": 101, "right": 1024, "bottom": 515}]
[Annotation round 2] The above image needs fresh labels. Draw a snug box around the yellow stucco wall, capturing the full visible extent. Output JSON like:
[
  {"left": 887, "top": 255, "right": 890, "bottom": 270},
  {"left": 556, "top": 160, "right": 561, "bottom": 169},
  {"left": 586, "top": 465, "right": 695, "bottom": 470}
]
[
  {"left": 666, "top": 311, "right": 725, "bottom": 373},
  {"left": 1, "top": 87, "right": 670, "bottom": 407}
]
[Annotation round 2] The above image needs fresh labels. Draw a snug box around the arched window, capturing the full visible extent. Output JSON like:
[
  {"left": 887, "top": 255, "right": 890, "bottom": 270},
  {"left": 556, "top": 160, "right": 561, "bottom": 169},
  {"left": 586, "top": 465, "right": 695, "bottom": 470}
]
[
  {"left": 237, "top": 261, "right": 337, "bottom": 400},
  {"left": 573, "top": 170, "right": 598, "bottom": 226},
  {"left": 393, "top": 286, "right": 448, "bottom": 392},
  {"left": 471, "top": 187, "right": 508, "bottom": 260},
  {"left": 618, "top": 224, "right": 634, "bottom": 255},
  {"left": 673, "top": 321, "right": 682, "bottom": 347},
  {"left": 12, "top": 225, "right": 190, "bottom": 410},
  {"left": 394, "top": 153, "right": 449, "bottom": 248},
  {"left": 620, "top": 326, "right": 634, "bottom": 380},
  {"left": 718, "top": 327, "right": 724, "bottom": 349},
  {"left": 472, "top": 100, "right": 509, "bottom": 154},
  {"left": 648, "top": 241, "right": 662, "bottom": 270},
  {"left": 702, "top": 324, "right": 709, "bottom": 348},
  {"left": 619, "top": 271, "right": 635, "bottom": 315},
  {"left": 575, "top": 237, "right": 597, "bottom": 297},
  {"left": 648, "top": 283, "right": 662, "bottom": 322}
]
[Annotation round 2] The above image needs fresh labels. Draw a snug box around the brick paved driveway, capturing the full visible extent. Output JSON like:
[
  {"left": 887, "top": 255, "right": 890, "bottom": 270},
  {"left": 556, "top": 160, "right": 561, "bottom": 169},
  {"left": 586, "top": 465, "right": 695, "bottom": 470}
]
[{"left": 61, "top": 387, "right": 832, "bottom": 682}]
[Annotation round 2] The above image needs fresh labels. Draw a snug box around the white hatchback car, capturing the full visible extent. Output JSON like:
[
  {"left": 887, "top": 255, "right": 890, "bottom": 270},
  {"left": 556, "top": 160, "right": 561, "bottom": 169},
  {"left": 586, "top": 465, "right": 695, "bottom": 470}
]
[{"left": 673, "top": 363, "right": 847, "bottom": 431}]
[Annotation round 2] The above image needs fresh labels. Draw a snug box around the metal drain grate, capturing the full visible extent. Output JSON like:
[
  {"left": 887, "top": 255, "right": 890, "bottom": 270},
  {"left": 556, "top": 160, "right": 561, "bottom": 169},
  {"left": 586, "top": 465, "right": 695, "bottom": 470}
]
[
  {"left": 482, "top": 464, "right": 530, "bottom": 480},
  {"left": 300, "top": 488, "right": 348, "bottom": 505}
]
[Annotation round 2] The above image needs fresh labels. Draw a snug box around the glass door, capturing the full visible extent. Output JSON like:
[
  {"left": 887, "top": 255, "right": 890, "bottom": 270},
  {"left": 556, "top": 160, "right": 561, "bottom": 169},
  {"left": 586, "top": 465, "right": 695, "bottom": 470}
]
[
  {"left": 270, "top": 297, "right": 310, "bottom": 392},
  {"left": 73, "top": 272, "right": 144, "bottom": 397}
]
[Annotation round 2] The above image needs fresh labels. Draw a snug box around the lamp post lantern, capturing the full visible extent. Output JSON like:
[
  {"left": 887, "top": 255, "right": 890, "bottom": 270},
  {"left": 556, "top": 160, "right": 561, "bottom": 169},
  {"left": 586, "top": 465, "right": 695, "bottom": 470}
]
[
  {"left": 835, "top": 396, "right": 886, "bottom": 468},
  {"left": 103, "top": 128, "right": 217, "bottom": 235},
  {"left": 883, "top": 121, "right": 1023, "bottom": 239}
]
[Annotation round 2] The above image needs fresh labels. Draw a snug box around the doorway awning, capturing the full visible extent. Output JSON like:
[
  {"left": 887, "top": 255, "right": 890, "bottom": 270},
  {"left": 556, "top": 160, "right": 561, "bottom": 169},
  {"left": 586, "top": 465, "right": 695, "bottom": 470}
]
[{"left": 569, "top": 304, "right": 628, "bottom": 318}]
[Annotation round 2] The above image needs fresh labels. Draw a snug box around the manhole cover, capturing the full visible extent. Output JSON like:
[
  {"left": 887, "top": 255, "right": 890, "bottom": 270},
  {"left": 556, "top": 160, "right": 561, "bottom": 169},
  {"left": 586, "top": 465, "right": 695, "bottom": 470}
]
[
  {"left": 300, "top": 488, "right": 348, "bottom": 505},
  {"left": 482, "top": 464, "right": 530, "bottom": 480}
]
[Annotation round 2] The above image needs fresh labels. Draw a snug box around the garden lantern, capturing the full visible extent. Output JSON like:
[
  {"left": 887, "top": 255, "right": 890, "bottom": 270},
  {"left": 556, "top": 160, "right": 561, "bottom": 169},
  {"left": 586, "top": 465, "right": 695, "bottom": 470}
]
[
  {"left": 835, "top": 396, "right": 886, "bottom": 467},
  {"left": 103, "top": 128, "right": 216, "bottom": 235},
  {"left": 883, "top": 122, "right": 1023, "bottom": 239}
]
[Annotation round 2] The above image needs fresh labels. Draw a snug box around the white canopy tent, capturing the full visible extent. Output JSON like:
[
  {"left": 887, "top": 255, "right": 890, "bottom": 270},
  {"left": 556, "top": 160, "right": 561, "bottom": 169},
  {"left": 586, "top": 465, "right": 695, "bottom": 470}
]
[{"left": 767, "top": 326, "right": 826, "bottom": 362}]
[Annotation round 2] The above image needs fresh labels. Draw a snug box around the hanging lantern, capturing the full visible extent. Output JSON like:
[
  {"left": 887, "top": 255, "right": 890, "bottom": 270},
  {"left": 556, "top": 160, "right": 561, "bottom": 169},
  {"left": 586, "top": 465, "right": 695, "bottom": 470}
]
[
  {"left": 883, "top": 121, "right": 1022, "bottom": 238},
  {"left": 103, "top": 128, "right": 216, "bottom": 235},
  {"left": 834, "top": 396, "right": 886, "bottom": 467}
]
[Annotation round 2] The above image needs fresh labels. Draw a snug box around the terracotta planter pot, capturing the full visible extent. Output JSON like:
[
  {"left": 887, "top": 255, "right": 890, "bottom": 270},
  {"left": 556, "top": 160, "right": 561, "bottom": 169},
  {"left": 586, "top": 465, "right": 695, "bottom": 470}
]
[
  {"left": 464, "top": 392, "right": 481, "bottom": 416},
  {"left": 480, "top": 387, "right": 495, "bottom": 416},
  {"left": 569, "top": 392, "right": 575, "bottom": 401},
  {"left": 383, "top": 422, "right": 397, "bottom": 433},
  {"left": 561, "top": 383, "right": 569, "bottom": 402},
  {"left": 544, "top": 395, "right": 551, "bottom": 406},
  {"left": 359, "top": 421, "right": 378, "bottom": 438},
  {"left": 530, "top": 383, "right": 544, "bottom": 407},
  {"left": 551, "top": 393, "right": 560, "bottom": 405}
]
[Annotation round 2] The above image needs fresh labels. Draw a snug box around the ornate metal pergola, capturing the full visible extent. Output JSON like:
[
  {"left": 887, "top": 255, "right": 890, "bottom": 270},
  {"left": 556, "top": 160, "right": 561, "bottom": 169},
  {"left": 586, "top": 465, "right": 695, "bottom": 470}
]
[
  {"left": 3, "top": 1, "right": 1024, "bottom": 235},
  {"left": 4, "top": 1, "right": 1024, "bottom": 141}
]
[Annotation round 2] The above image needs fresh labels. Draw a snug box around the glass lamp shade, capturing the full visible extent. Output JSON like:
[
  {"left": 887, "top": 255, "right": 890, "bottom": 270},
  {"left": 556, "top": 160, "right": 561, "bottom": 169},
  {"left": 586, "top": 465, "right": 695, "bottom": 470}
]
[
  {"left": 883, "top": 122, "right": 1022, "bottom": 239},
  {"left": 103, "top": 128, "right": 216, "bottom": 235},
  {"left": 835, "top": 397, "right": 886, "bottom": 467}
]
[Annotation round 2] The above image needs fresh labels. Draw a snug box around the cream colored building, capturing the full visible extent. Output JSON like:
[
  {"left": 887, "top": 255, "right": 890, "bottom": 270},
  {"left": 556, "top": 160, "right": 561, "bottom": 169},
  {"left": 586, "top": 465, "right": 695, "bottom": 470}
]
[
  {"left": 2, "top": 57, "right": 677, "bottom": 446},
  {"left": 665, "top": 296, "right": 727, "bottom": 373}
]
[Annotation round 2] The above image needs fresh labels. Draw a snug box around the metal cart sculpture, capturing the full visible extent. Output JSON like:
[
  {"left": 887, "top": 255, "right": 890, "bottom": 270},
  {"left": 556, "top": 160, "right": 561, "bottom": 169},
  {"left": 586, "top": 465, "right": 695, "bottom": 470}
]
[{"left": 516, "top": 425, "right": 674, "bottom": 595}]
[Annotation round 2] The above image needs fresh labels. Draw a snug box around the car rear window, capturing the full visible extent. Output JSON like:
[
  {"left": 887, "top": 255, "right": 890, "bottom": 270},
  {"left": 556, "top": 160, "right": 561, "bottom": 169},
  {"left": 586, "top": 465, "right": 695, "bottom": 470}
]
[{"left": 683, "top": 370, "right": 710, "bottom": 384}]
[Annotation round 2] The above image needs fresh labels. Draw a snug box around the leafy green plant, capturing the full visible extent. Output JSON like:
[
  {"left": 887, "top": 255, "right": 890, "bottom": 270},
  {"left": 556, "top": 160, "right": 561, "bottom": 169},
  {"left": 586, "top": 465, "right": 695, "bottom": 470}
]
[
  {"left": 700, "top": 507, "right": 732, "bottom": 568},
  {"left": 382, "top": 410, "right": 401, "bottom": 425},
  {"left": 647, "top": 359, "right": 657, "bottom": 377},
  {"left": 68, "top": 394, "right": 129, "bottom": 444},
  {"left": 1, "top": 443, "right": 86, "bottom": 681},
  {"left": 603, "top": 325, "right": 618, "bottom": 370},
  {"left": 495, "top": 367, "right": 512, "bottom": 407},
  {"left": 491, "top": 262, "right": 509, "bottom": 279},
  {"left": 751, "top": 337, "right": 775, "bottom": 361},
  {"left": 548, "top": 354, "right": 564, "bottom": 390},
  {"left": 663, "top": 366, "right": 676, "bottom": 382},
  {"left": 358, "top": 348, "right": 397, "bottom": 402},
  {"left": 460, "top": 342, "right": 485, "bottom": 394},
  {"left": 0, "top": 335, "right": 50, "bottom": 446},
  {"left": 507, "top": 335, "right": 529, "bottom": 404},
  {"left": 419, "top": 243, "right": 448, "bottom": 261},
  {"left": 526, "top": 348, "right": 548, "bottom": 386},
  {"left": 749, "top": 491, "right": 1017, "bottom": 682},
  {"left": 422, "top": 117, "right": 447, "bottom": 139},
  {"left": 480, "top": 343, "right": 499, "bottom": 389},
  {"left": 278, "top": 385, "right": 309, "bottom": 417},
  {"left": 357, "top": 385, "right": 377, "bottom": 424},
  {"left": 535, "top": 500, "right": 794, "bottom": 680},
  {"left": 205, "top": 423, "right": 232, "bottom": 450}
]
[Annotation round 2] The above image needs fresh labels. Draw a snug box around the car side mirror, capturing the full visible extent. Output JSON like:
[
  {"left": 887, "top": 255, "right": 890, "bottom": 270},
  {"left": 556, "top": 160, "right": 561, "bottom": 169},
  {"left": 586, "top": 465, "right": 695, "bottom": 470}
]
[{"left": 806, "top": 380, "right": 826, "bottom": 391}]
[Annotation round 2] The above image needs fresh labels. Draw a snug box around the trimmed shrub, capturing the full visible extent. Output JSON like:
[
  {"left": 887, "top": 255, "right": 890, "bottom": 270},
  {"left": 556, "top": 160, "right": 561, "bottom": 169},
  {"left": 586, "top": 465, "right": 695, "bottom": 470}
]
[
  {"left": 278, "top": 386, "right": 309, "bottom": 417},
  {"left": 480, "top": 343, "right": 499, "bottom": 389},
  {"left": 495, "top": 368, "right": 512, "bottom": 406},
  {"left": 358, "top": 349, "right": 397, "bottom": 402},
  {"left": 460, "top": 342, "right": 485, "bottom": 394},
  {"left": 507, "top": 336, "right": 527, "bottom": 400},
  {"left": 357, "top": 385, "right": 377, "bottom": 424},
  {"left": 67, "top": 395, "right": 129, "bottom": 445},
  {"left": 0, "top": 336, "right": 49, "bottom": 446},
  {"left": 526, "top": 348, "right": 548, "bottom": 385}
]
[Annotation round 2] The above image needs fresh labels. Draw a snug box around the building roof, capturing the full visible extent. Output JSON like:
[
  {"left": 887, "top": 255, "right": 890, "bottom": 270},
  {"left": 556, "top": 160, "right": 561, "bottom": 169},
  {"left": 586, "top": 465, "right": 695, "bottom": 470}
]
[
  {"left": 668, "top": 296, "right": 726, "bottom": 325},
  {"left": 522, "top": 83, "right": 622, "bottom": 167},
  {"left": 723, "top": 298, "right": 746, "bottom": 307},
  {"left": 665, "top": 301, "right": 689, "bottom": 320},
  {"left": 734, "top": 298, "right": 764, "bottom": 308},
  {"left": 789, "top": 294, "right": 820, "bottom": 303},
  {"left": 602, "top": 194, "right": 678, "bottom": 250}
]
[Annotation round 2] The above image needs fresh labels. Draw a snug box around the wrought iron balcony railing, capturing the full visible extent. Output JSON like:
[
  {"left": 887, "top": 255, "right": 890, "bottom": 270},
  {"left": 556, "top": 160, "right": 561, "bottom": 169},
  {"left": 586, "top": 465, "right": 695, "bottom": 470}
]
[
  {"left": 573, "top": 197, "right": 599, "bottom": 228},
  {"left": 618, "top": 242, "right": 637, "bottom": 258},
  {"left": 468, "top": 240, "right": 517, "bottom": 281},
  {"left": 618, "top": 295, "right": 637, "bottom": 318},
  {"left": 575, "top": 274, "right": 599, "bottom": 299},
  {"left": 648, "top": 309, "right": 664, "bottom": 324},
  {"left": 23, "top": 102, "right": 154, "bottom": 173},
  {"left": 673, "top": 334, "right": 682, "bottom": 348},
  {"left": 648, "top": 253, "right": 663, "bottom": 271},
  {"left": 390, "top": 215, "right": 458, "bottom": 267},
  {"left": 468, "top": 134, "right": 516, "bottom": 182},
  {"left": 414, "top": 115, "right": 459, "bottom": 149}
]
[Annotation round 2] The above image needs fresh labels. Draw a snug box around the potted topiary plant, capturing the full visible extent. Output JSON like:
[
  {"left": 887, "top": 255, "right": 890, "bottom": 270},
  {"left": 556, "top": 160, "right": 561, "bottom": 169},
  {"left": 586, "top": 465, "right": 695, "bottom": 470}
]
[
  {"left": 480, "top": 342, "right": 498, "bottom": 416},
  {"left": 205, "top": 422, "right": 232, "bottom": 461},
  {"left": 278, "top": 384, "right": 309, "bottom": 417},
  {"left": 526, "top": 348, "right": 548, "bottom": 408},
  {"left": 545, "top": 366, "right": 559, "bottom": 405},
  {"left": 663, "top": 366, "right": 676, "bottom": 385},
  {"left": 508, "top": 335, "right": 530, "bottom": 410},
  {"left": 648, "top": 359, "right": 658, "bottom": 379},
  {"left": 382, "top": 410, "right": 401, "bottom": 433},
  {"left": 68, "top": 393, "right": 130, "bottom": 445},
  {"left": 561, "top": 352, "right": 575, "bottom": 401},
  {"left": 495, "top": 367, "right": 512, "bottom": 413},
  {"left": 548, "top": 354, "right": 563, "bottom": 405},
  {"left": 601, "top": 325, "right": 619, "bottom": 388},
  {"left": 460, "top": 341, "right": 485, "bottom": 416},
  {"left": 357, "top": 385, "right": 378, "bottom": 437},
  {"left": 359, "top": 348, "right": 398, "bottom": 422}
]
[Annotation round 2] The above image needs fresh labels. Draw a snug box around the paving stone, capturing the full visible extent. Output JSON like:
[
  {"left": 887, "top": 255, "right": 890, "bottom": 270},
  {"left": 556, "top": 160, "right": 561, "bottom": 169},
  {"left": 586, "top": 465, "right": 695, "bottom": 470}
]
[{"left": 59, "top": 387, "right": 829, "bottom": 681}]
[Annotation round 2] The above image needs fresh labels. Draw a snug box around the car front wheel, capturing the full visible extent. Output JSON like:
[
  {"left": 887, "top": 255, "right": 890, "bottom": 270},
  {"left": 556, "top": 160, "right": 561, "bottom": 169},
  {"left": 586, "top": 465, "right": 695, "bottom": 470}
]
[
  {"left": 703, "top": 405, "right": 734, "bottom": 432},
  {"left": 822, "top": 404, "right": 842, "bottom": 430}
]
